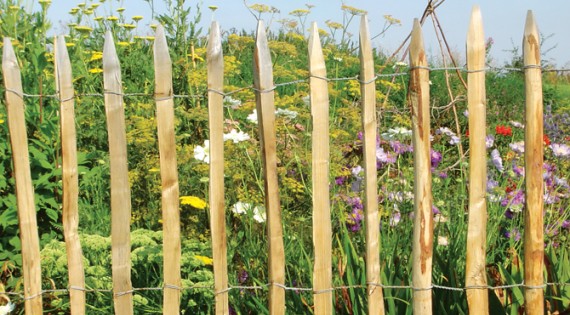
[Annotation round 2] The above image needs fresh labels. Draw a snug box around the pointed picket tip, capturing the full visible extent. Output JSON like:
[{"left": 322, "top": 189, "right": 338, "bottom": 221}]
[
  {"left": 308, "top": 22, "right": 323, "bottom": 58},
  {"left": 2, "top": 37, "right": 18, "bottom": 71},
  {"left": 359, "top": 15, "right": 370, "bottom": 49},
  {"left": 254, "top": 19, "right": 273, "bottom": 90},
  {"left": 409, "top": 19, "right": 426, "bottom": 67},
  {"left": 467, "top": 5, "right": 484, "bottom": 52},
  {"left": 523, "top": 10, "right": 540, "bottom": 66},
  {"left": 154, "top": 25, "right": 170, "bottom": 62},
  {"left": 207, "top": 21, "right": 222, "bottom": 61},
  {"left": 55, "top": 36, "right": 72, "bottom": 73}
]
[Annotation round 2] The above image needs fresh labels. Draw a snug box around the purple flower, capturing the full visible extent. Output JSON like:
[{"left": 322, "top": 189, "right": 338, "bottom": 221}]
[
  {"left": 389, "top": 211, "right": 401, "bottom": 227},
  {"left": 487, "top": 178, "right": 499, "bottom": 192},
  {"left": 562, "top": 220, "right": 570, "bottom": 229},
  {"left": 238, "top": 269, "right": 248, "bottom": 284},
  {"left": 431, "top": 150, "right": 442, "bottom": 168},
  {"left": 509, "top": 141, "right": 525, "bottom": 154},
  {"left": 438, "top": 171, "right": 448, "bottom": 179},
  {"left": 501, "top": 189, "right": 525, "bottom": 212},
  {"left": 432, "top": 205, "right": 441, "bottom": 215},
  {"left": 485, "top": 135, "right": 495, "bottom": 148},
  {"left": 390, "top": 140, "right": 412, "bottom": 155},
  {"left": 376, "top": 147, "right": 396, "bottom": 165},
  {"left": 347, "top": 208, "right": 364, "bottom": 232},
  {"left": 512, "top": 163, "right": 525, "bottom": 177},
  {"left": 550, "top": 143, "right": 570, "bottom": 158},
  {"left": 335, "top": 176, "right": 347, "bottom": 186},
  {"left": 504, "top": 228, "right": 521, "bottom": 241},
  {"left": 491, "top": 149, "right": 504, "bottom": 172}
]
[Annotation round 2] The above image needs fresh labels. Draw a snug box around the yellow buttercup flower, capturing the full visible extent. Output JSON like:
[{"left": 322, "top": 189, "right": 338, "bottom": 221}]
[
  {"left": 132, "top": 15, "right": 143, "bottom": 22},
  {"left": 89, "top": 68, "right": 103, "bottom": 74}
]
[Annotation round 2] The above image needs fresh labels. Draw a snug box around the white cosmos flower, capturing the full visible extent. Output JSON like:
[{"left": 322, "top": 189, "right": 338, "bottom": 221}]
[
  {"left": 252, "top": 205, "right": 266, "bottom": 223},
  {"left": 223, "top": 129, "right": 250, "bottom": 143},
  {"left": 0, "top": 302, "right": 15, "bottom": 315},
  {"left": 193, "top": 140, "right": 210, "bottom": 164},
  {"left": 247, "top": 109, "right": 258, "bottom": 124}
]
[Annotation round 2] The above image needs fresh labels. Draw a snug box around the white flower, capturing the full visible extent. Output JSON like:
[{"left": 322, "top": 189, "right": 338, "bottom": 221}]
[
  {"left": 223, "top": 129, "right": 250, "bottom": 143},
  {"left": 551, "top": 143, "right": 570, "bottom": 158},
  {"left": 437, "top": 236, "right": 449, "bottom": 246},
  {"left": 231, "top": 201, "right": 252, "bottom": 215},
  {"left": 193, "top": 140, "right": 210, "bottom": 164},
  {"left": 252, "top": 205, "right": 266, "bottom": 223},
  {"left": 247, "top": 109, "right": 258, "bottom": 124},
  {"left": 392, "top": 61, "right": 408, "bottom": 69},
  {"left": 223, "top": 96, "right": 242, "bottom": 108},
  {"left": 0, "top": 302, "right": 15, "bottom": 315},
  {"left": 434, "top": 214, "right": 448, "bottom": 223},
  {"left": 275, "top": 108, "right": 298, "bottom": 120},
  {"left": 381, "top": 127, "right": 412, "bottom": 140}
]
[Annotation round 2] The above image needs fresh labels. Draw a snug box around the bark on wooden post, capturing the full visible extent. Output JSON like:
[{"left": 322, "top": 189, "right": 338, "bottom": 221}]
[
  {"left": 103, "top": 31, "right": 134, "bottom": 315},
  {"left": 2, "top": 37, "right": 43, "bottom": 315},
  {"left": 207, "top": 21, "right": 230, "bottom": 315},
  {"left": 465, "top": 6, "right": 489, "bottom": 314},
  {"left": 308, "top": 22, "right": 333, "bottom": 315},
  {"left": 522, "top": 10, "right": 545, "bottom": 315},
  {"left": 408, "top": 19, "right": 434, "bottom": 315},
  {"left": 359, "top": 15, "right": 385, "bottom": 315},
  {"left": 153, "top": 25, "right": 182, "bottom": 315},
  {"left": 55, "top": 35, "right": 86, "bottom": 315},
  {"left": 253, "top": 20, "right": 286, "bottom": 315}
]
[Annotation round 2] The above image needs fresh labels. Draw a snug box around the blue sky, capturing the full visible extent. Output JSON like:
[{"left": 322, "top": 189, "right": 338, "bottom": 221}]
[{"left": 44, "top": 1, "right": 570, "bottom": 67}]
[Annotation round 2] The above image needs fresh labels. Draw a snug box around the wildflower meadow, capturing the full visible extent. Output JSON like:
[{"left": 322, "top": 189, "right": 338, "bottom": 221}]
[{"left": 0, "top": 0, "right": 569, "bottom": 314}]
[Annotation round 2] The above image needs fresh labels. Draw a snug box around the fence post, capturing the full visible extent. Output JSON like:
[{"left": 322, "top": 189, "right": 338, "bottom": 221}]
[
  {"left": 359, "top": 15, "right": 386, "bottom": 315},
  {"left": 153, "top": 25, "right": 182, "bottom": 314},
  {"left": 408, "top": 19, "right": 434, "bottom": 315},
  {"left": 308, "top": 22, "right": 333, "bottom": 314},
  {"left": 522, "top": 10, "right": 544, "bottom": 315},
  {"left": 103, "top": 31, "right": 134, "bottom": 315},
  {"left": 207, "top": 21, "right": 230, "bottom": 315},
  {"left": 253, "top": 20, "right": 286, "bottom": 315},
  {"left": 2, "top": 37, "right": 43, "bottom": 315},
  {"left": 55, "top": 35, "right": 86, "bottom": 315},
  {"left": 465, "top": 6, "right": 489, "bottom": 314}
]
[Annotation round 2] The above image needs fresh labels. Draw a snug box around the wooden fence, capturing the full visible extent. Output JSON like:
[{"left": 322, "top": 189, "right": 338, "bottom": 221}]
[{"left": 1, "top": 7, "right": 548, "bottom": 315}]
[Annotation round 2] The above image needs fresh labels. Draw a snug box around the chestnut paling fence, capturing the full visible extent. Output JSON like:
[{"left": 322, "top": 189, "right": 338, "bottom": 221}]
[{"left": 1, "top": 8, "right": 567, "bottom": 315}]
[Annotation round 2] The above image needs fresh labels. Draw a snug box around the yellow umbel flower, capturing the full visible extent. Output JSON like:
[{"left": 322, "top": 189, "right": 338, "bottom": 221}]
[
  {"left": 180, "top": 196, "right": 207, "bottom": 209},
  {"left": 194, "top": 255, "right": 213, "bottom": 266}
]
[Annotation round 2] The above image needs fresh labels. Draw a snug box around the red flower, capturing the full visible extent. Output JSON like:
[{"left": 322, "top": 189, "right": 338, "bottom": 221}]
[
  {"left": 465, "top": 130, "right": 470, "bottom": 137},
  {"left": 543, "top": 134, "right": 551, "bottom": 146},
  {"left": 495, "top": 125, "right": 512, "bottom": 136}
]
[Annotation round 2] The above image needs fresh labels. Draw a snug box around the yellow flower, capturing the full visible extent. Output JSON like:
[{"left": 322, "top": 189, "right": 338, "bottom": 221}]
[
  {"left": 107, "top": 15, "right": 118, "bottom": 21},
  {"left": 122, "top": 23, "right": 136, "bottom": 30},
  {"left": 180, "top": 196, "right": 207, "bottom": 209},
  {"left": 145, "top": 36, "right": 155, "bottom": 41},
  {"left": 69, "top": 7, "right": 79, "bottom": 14},
  {"left": 89, "top": 51, "right": 103, "bottom": 61},
  {"left": 77, "top": 3, "right": 86, "bottom": 8},
  {"left": 66, "top": 42, "right": 76, "bottom": 47},
  {"left": 132, "top": 15, "right": 143, "bottom": 22},
  {"left": 91, "top": 3, "right": 100, "bottom": 9},
  {"left": 117, "top": 41, "right": 131, "bottom": 47},
  {"left": 117, "top": 7, "right": 126, "bottom": 13},
  {"left": 89, "top": 68, "right": 103, "bottom": 74},
  {"left": 74, "top": 25, "right": 93, "bottom": 33},
  {"left": 149, "top": 168, "right": 160, "bottom": 173},
  {"left": 208, "top": 5, "right": 218, "bottom": 11},
  {"left": 8, "top": 5, "right": 19, "bottom": 12},
  {"left": 194, "top": 255, "right": 213, "bottom": 266},
  {"left": 94, "top": 16, "right": 103, "bottom": 21}
]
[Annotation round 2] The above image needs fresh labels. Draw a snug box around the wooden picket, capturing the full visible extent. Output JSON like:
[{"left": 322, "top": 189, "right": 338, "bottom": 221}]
[
  {"left": 522, "top": 10, "right": 545, "bottom": 315},
  {"left": 103, "top": 31, "right": 134, "bottom": 315},
  {"left": 153, "top": 25, "right": 182, "bottom": 314},
  {"left": 308, "top": 21, "right": 333, "bottom": 314},
  {"left": 465, "top": 6, "right": 489, "bottom": 314},
  {"left": 408, "top": 18, "right": 434, "bottom": 314},
  {"left": 55, "top": 35, "right": 86, "bottom": 315}
]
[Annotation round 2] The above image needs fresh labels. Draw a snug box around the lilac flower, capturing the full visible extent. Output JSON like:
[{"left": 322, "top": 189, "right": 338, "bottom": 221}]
[
  {"left": 487, "top": 178, "right": 499, "bottom": 192},
  {"left": 463, "top": 110, "right": 469, "bottom": 117},
  {"left": 449, "top": 135, "right": 460, "bottom": 145},
  {"left": 431, "top": 150, "right": 442, "bottom": 168},
  {"left": 550, "top": 143, "right": 570, "bottom": 158},
  {"left": 351, "top": 165, "right": 363, "bottom": 178},
  {"left": 510, "top": 121, "right": 524, "bottom": 129},
  {"left": 438, "top": 171, "right": 448, "bottom": 179},
  {"left": 509, "top": 141, "right": 525, "bottom": 154},
  {"left": 512, "top": 163, "right": 525, "bottom": 177},
  {"left": 562, "top": 220, "right": 570, "bottom": 229},
  {"left": 432, "top": 205, "right": 441, "bottom": 215},
  {"left": 504, "top": 228, "right": 521, "bottom": 241},
  {"left": 388, "top": 191, "right": 404, "bottom": 203},
  {"left": 501, "top": 189, "right": 525, "bottom": 212},
  {"left": 390, "top": 140, "right": 412, "bottom": 155},
  {"left": 335, "top": 176, "right": 347, "bottom": 186},
  {"left": 491, "top": 149, "right": 504, "bottom": 172},
  {"left": 347, "top": 208, "right": 363, "bottom": 232},
  {"left": 389, "top": 211, "right": 401, "bottom": 227},
  {"left": 376, "top": 147, "right": 396, "bottom": 165},
  {"left": 238, "top": 269, "right": 249, "bottom": 284},
  {"left": 485, "top": 135, "right": 495, "bottom": 148}
]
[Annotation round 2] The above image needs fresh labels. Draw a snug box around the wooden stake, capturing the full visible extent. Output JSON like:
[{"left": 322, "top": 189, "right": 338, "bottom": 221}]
[
  {"left": 153, "top": 25, "right": 182, "bottom": 315},
  {"left": 103, "top": 31, "right": 134, "bottom": 315},
  {"left": 523, "top": 10, "right": 544, "bottom": 315},
  {"left": 359, "top": 15, "right": 385, "bottom": 315},
  {"left": 253, "top": 20, "right": 285, "bottom": 315},
  {"left": 308, "top": 22, "right": 332, "bottom": 315},
  {"left": 465, "top": 6, "right": 489, "bottom": 314},
  {"left": 408, "top": 19, "right": 434, "bottom": 315},
  {"left": 55, "top": 35, "right": 86, "bottom": 315},
  {"left": 2, "top": 37, "right": 43, "bottom": 315},
  {"left": 207, "top": 21, "right": 229, "bottom": 315}
]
